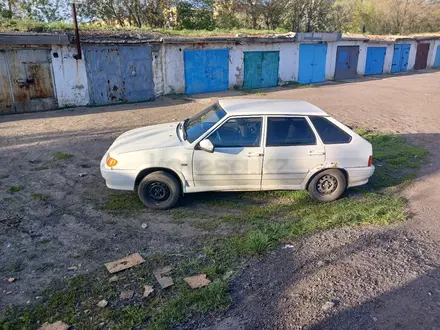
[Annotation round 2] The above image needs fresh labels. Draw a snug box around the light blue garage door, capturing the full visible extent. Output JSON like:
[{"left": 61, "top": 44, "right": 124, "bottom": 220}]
[
  {"left": 298, "top": 44, "right": 327, "bottom": 84},
  {"left": 184, "top": 49, "right": 229, "bottom": 95}
]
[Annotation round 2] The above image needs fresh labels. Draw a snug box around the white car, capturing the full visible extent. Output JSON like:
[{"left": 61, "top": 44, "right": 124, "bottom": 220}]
[{"left": 101, "top": 99, "right": 374, "bottom": 209}]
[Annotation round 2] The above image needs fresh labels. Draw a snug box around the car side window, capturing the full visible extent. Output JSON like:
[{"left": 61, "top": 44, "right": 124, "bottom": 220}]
[
  {"left": 266, "top": 117, "right": 316, "bottom": 146},
  {"left": 309, "top": 116, "right": 352, "bottom": 144},
  {"left": 209, "top": 117, "right": 262, "bottom": 148}
]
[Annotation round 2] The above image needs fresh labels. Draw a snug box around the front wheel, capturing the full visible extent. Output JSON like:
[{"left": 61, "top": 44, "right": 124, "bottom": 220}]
[
  {"left": 307, "top": 169, "right": 347, "bottom": 202},
  {"left": 138, "top": 171, "right": 181, "bottom": 210}
]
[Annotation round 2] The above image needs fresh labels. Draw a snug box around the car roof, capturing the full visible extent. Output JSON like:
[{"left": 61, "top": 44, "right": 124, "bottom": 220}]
[{"left": 218, "top": 99, "right": 328, "bottom": 116}]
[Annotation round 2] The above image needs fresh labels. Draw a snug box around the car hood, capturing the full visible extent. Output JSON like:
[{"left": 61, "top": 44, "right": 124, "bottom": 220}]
[{"left": 108, "top": 122, "right": 181, "bottom": 155}]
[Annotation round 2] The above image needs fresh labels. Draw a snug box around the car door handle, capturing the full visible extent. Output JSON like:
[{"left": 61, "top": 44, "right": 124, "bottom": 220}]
[
  {"left": 308, "top": 151, "right": 325, "bottom": 156},
  {"left": 247, "top": 152, "right": 264, "bottom": 157}
]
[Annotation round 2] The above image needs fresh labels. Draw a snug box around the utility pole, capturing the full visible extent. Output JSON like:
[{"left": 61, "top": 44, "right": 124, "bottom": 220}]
[{"left": 71, "top": 1, "right": 82, "bottom": 60}]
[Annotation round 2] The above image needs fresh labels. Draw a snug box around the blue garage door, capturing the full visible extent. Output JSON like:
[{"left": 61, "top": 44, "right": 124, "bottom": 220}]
[
  {"left": 365, "top": 47, "right": 387, "bottom": 75},
  {"left": 298, "top": 44, "right": 327, "bottom": 84},
  {"left": 391, "top": 44, "right": 411, "bottom": 73},
  {"left": 434, "top": 45, "right": 440, "bottom": 68},
  {"left": 335, "top": 46, "right": 359, "bottom": 80},
  {"left": 84, "top": 46, "right": 154, "bottom": 105},
  {"left": 243, "top": 51, "right": 279, "bottom": 89},
  {"left": 184, "top": 49, "right": 229, "bottom": 95}
]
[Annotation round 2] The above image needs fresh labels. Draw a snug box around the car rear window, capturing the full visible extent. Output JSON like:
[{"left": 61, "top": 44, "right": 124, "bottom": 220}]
[
  {"left": 309, "top": 116, "right": 352, "bottom": 144},
  {"left": 266, "top": 117, "right": 316, "bottom": 146}
]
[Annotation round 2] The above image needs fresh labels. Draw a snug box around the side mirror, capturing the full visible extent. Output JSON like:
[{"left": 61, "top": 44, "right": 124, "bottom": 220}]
[{"left": 199, "top": 139, "right": 214, "bottom": 153}]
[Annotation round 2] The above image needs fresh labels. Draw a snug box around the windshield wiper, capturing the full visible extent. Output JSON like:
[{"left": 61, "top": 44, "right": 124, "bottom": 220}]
[{"left": 182, "top": 118, "right": 189, "bottom": 140}]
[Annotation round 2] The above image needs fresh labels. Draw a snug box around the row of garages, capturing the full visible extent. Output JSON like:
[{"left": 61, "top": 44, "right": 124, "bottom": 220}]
[{"left": 1, "top": 34, "right": 440, "bottom": 114}]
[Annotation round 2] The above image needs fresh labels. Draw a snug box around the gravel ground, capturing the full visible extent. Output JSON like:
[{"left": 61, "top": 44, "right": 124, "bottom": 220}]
[{"left": 1, "top": 70, "right": 440, "bottom": 328}]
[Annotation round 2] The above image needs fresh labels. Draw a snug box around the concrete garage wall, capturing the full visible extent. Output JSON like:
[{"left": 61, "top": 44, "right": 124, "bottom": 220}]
[
  {"left": 51, "top": 45, "right": 89, "bottom": 107},
  {"left": 161, "top": 41, "right": 299, "bottom": 95},
  {"left": 427, "top": 39, "right": 440, "bottom": 68}
]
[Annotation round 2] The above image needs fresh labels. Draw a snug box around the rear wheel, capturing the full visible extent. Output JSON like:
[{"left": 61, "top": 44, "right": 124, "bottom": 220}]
[
  {"left": 307, "top": 169, "right": 347, "bottom": 202},
  {"left": 138, "top": 171, "right": 181, "bottom": 210}
]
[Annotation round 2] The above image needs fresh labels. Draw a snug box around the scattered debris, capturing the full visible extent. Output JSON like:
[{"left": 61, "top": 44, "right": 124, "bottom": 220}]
[
  {"left": 143, "top": 285, "right": 154, "bottom": 298},
  {"left": 78, "top": 173, "right": 88, "bottom": 177},
  {"left": 8, "top": 277, "right": 15, "bottom": 283},
  {"left": 108, "top": 275, "right": 119, "bottom": 283},
  {"left": 282, "top": 244, "right": 294, "bottom": 249},
  {"left": 184, "top": 274, "right": 211, "bottom": 289},
  {"left": 321, "top": 300, "right": 337, "bottom": 311},
  {"left": 6, "top": 291, "right": 12, "bottom": 294},
  {"left": 35, "top": 296, "right": 43, "bottom": 300},
  {"left": 67, "top": 266, "right": 77, "bottom": 271},
  {"left": 104, "top": 253, "right": 145, "bottom": 273},
  {"left": 141, "top": 223, "right": 148, "bottom": 229},
  {"left": 222, "top": 271, "right": 234, "bottom": 281},
  {"left": 153, "top": 266, "right": 174, "bottom": 289},
  {"left": 97, "top": 299, "right": 108, "bottom": 308},
  {"left": 317, "top": 260, "right": 325, "bottom": 267},
  {"left": 7, "top": 242, "right": 11, "bottom": 248},
  {"left": 120, "top": 290, "right": 134, "bottom": 300},
  {"left": 38, "top": 321, "right": 70, "bottom": 330}
]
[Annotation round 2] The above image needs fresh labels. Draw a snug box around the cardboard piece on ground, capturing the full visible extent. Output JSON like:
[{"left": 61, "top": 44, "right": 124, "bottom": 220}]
[
  {"left": 153, "top": 266, "right": 174, "bottom": 289},
  {"left": 38, "top": 321, "right": 70, "bottom": 330},
  {"left": 104, "top": 253, "right": 145, "bottom": 273},
  {"left": 143, "top": 285, "right": 154, "bottom": 298},
  {"left": 184, "top": 274, "right": 211, "bottom": 289}
]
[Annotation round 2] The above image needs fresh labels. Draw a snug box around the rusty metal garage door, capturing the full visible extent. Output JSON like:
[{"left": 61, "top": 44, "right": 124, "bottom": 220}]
[
  {"left": 0, "top": 49, "right": 57, "bottom": 114},
  {"left": 84, "top": 45, "right": 154, "bottom": 105}
]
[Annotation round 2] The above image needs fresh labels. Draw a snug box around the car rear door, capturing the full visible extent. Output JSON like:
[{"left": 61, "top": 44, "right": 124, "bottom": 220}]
[{"left": 261, "top": 116, "right": 326, "bottom": 189}]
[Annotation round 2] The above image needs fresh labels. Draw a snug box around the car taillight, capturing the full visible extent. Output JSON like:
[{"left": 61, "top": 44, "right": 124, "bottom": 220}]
[{"left": 368, "top": 155, "right": 373, "bottom": 167}]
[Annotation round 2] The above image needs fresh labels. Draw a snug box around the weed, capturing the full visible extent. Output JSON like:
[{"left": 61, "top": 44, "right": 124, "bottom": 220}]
[
  {"left": 32, "top": 193, "right": 50, "bottom": 201},
  {"left": 245, "top": 230, "right": 274, "bottom": 255},
  {"left": 0, "top": 173, "right": 9, "bottom": 179},
  {"left": 7, "top": 185, "right": 22, "bottom": 193},
  {"left": 255, "top": 92, "right": 266, "bottom": 96},
  {"left": 54, "top": 152, "right": 73, "bottom": 160}
]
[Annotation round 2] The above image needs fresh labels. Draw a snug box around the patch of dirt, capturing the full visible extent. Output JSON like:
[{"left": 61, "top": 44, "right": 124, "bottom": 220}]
[{"left": 1, "top": 70, "right": 440, "bottom": 330}]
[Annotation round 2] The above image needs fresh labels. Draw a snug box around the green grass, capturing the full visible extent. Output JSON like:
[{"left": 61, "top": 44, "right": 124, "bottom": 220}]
[
  {"left": 7, "top": 185, "right": 22, "bottom": 193},
  {"left": 1, "top": 131, "right": 429, "bottom": 329},
  {"left": 53, "top": 152, "right": 73, "bottom": 160},
  {"left": 32, "top": 193, "right": 50, "bottom": 201},
  {"left": 358, "top": 130, "right": 429, "bottom": 188},
  {"left": 0, "top": 19, "right": 287, "bottom": 36},
  {"left": 102, "top": 193, "right": 144, "bottom": 211}
]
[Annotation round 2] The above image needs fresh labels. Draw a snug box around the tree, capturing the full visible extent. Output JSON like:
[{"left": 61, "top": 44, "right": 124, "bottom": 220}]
[
  {"left": 235, "top": 0, "right": 263, "bottom": 29},
  {"left": 261, "top": 0, "right": 285, "bottom": 29},
  {"left": 176, "top": 0, "right": 215, "bottom": 30},
  {"left": 21, "top": 0, "right": 68, "bottom": 22}
]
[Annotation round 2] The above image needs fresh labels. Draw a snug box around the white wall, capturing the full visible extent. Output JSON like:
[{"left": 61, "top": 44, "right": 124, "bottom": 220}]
[
  {"left": 51, "top": 45, "right": 89, "bottom": 107},
  {"left": 427, "top": 39, "right": 440, "bottom": 68},
  {"left": 405, "top": 41, "right": 418, "bottom": 71},
  {"left": 162, "top": 42, "right": 299, "bottom": 94}
]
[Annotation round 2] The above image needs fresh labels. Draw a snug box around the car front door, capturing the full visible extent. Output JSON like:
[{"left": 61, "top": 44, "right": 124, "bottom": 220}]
[
  {"left": 192, "top": 117, "right": 264, "bottom": 190},
  {"left": 262, "top": 116, "right": 326, "bottom": 189}
]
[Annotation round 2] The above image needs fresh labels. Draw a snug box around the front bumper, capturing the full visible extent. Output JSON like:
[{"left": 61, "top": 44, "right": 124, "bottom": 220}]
[
  {"left": 100, "top": 154, "right": 138, "bottom": 191},
  {"left": 347, "top": 165, "right": 375, "bottom": 188}
]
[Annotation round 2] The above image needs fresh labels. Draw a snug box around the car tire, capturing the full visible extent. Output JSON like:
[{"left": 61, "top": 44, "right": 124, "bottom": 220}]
[
  {"left": 307, "top": 169, "right": 347, "bottom": 202},
  {"left": 138, "top": 171, "right": 181, "bottom": 210}
]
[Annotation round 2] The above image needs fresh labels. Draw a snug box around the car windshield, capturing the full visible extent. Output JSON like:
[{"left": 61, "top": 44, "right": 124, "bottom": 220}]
[{"left": 184, "top": 103, "right": 227, "bottom": 143}]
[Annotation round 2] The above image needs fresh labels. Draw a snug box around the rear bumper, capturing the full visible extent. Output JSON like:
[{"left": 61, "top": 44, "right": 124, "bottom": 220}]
[
  {"left": 347, "top": 166, "right": 375, "bottom": 188},
  {"left": 100, "top": 154, "right": 137, "bottom": 191}
]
